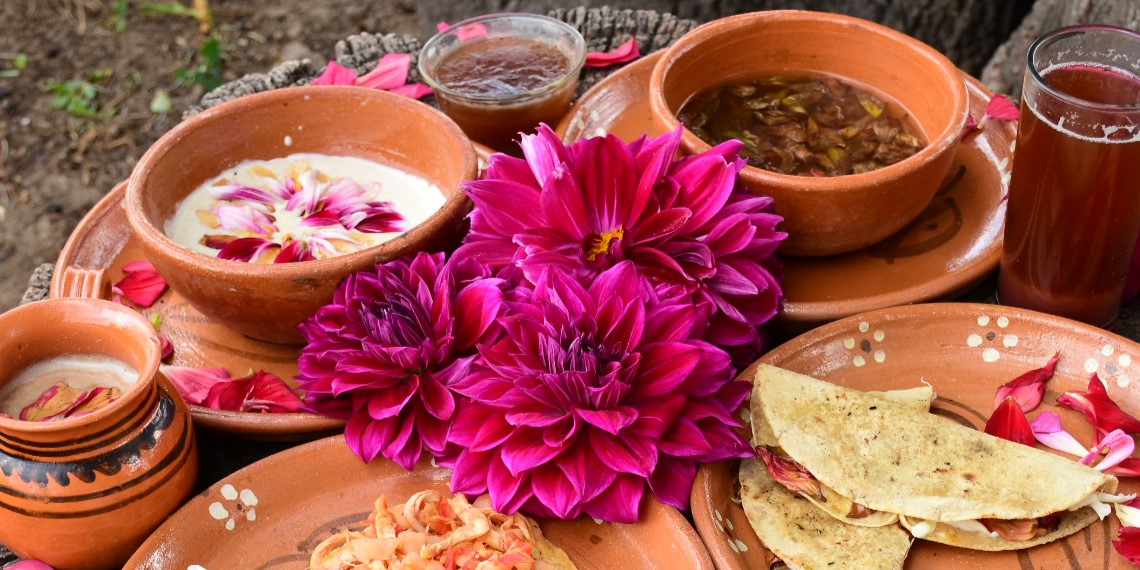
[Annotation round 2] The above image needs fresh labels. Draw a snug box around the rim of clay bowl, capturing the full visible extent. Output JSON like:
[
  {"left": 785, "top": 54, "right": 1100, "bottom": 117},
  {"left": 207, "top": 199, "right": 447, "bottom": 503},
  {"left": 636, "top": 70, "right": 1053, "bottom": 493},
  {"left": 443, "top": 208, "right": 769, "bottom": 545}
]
[
  {"left": 125, "top": 85, "right": 477, "bottom": 282},
  {"left": 649, "top": 10, "right": 970, "bottom": 191}
]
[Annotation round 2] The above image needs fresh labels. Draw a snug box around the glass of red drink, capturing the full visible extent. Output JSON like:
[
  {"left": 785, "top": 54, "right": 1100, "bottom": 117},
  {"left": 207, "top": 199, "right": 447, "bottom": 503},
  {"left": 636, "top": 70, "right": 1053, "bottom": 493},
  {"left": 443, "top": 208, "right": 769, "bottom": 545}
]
[
  {"left": 997, "top": 25, "right": 1140, "bottom": 327},
  {"left": 419, "top": 14, "right": 586, "bottom": 154}
]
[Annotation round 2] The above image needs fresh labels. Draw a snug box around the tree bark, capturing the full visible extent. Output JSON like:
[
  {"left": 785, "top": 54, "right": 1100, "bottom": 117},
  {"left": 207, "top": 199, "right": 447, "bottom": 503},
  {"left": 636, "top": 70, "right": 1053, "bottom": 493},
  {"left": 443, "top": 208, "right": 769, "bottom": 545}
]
[
  {"left": 981, "top": 0, "right": 1140, "bottom": 98},
  {"left": 416, "top": 0, "right": 1034, "bottom": 76}
]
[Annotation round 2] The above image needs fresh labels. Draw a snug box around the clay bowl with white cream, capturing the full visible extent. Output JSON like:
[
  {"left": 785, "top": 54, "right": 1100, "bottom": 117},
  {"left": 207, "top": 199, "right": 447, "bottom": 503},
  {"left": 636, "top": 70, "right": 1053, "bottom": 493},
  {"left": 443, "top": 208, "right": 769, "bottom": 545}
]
[{"left": 126, "top": 86, "right": 478, "bottom": 344}]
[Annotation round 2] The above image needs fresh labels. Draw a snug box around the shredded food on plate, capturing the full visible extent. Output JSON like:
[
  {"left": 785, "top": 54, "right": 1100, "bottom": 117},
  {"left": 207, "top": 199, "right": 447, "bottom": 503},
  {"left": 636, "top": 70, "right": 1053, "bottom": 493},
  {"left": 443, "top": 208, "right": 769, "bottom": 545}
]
[{"left": 309, "top": 490, "right": 575, "bottom": 570}]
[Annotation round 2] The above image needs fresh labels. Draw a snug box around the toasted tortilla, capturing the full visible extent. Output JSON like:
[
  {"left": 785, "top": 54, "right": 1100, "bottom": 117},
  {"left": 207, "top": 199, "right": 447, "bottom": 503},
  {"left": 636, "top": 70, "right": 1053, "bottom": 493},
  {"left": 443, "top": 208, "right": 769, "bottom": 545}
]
[
  {"left": 749, "top": 364, "right": 1119, "bottom": 550},
  {"left": 751, "top": 380, "right": 936, "bottom": 528},
  {"left": 740, "top": 457, "right": 912, "bottom": 570}
]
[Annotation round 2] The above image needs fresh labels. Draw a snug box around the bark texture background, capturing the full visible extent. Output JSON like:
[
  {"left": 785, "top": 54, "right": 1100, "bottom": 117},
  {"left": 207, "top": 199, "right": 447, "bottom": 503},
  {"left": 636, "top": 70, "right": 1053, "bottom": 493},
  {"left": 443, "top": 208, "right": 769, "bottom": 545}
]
[{"left": 982, "top": 0, "right": 1140, "bottom": 98}]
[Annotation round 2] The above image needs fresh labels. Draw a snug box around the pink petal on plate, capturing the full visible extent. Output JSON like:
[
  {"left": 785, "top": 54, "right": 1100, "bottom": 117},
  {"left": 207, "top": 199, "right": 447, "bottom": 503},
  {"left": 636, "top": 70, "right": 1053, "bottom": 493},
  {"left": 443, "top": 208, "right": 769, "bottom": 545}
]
[
  {"left": 962, "top": 114, "right": 980, "bottom": 136},
  {"left": 1059, "top": 374, "right": 1140, "bottom": 437},
  {"left": 240, "top": 370, "right": 305, "bottom": 413},
  {"left": 984, "top": 94, "right": 1020, "bottom": 122},
  {"left": 1108, "top": 457, "right": 1140, "bottom": 477},
  {"left": 163, "top": 366, "right": 231, "bottom": 406},
  {"left": 1030, "top": 411, "right": 1090, "bottom": 457},
  {"left": 984, "top": 396, "right": 1036, "bottom": 446},
  {"left": 1116, "top": 526, "right": 1140, "bottom": 563},
  {"left": 355, "top": 53, "right": 411, "bottom": 91},
  {"left": 1081, "top": 428, "right": 1136, "bottom": 471},
  {"left": 112, "top": 261, "right": 168, "bottom": 308},
  {"left": 585, "top": 36, "right": 640, "bottom": 68},
  {"left": 310, "top": 60, "right": 358, "bottom": 86},
  {"left": 437, "top": 21, "right": 488, "bottom": 41},
  {"left": 993, "top": 352, "right": 1058, "bottom": 412}
]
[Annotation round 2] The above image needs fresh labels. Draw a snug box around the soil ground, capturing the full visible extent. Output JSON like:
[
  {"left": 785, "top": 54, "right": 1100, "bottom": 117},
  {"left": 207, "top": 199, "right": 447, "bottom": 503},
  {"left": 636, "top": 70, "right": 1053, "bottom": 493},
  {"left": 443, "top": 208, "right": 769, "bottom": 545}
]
[{"left": 0, "top": 0, "right": 421, "bottom": 311}]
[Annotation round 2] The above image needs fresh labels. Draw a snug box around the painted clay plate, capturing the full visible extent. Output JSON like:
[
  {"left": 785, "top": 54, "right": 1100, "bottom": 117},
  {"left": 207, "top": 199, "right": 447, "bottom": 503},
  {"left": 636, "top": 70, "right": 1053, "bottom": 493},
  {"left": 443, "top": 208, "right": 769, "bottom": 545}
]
[
  {"left": 691, "top": 302, "right": 1140, "bottom": 569},
  {"left": 125, "top": 435, "right": 716, "bottom": 569},
  {"left": 557, "top": 52, "right": 1014, "bottom": 334}
]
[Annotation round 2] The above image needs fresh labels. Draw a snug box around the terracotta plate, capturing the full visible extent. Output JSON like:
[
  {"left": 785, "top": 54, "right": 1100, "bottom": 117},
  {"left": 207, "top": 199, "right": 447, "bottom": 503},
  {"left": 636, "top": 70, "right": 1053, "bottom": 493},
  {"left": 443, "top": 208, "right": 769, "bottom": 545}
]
[
  {"left": 125, "top": 435, "right": 716, "bottom": 569},
  {"left": 557, "top": 52, "right": 1014, "bottom": 334},
  {"left": 691, "top": 302, "right": 1140, "bottom": 569}
]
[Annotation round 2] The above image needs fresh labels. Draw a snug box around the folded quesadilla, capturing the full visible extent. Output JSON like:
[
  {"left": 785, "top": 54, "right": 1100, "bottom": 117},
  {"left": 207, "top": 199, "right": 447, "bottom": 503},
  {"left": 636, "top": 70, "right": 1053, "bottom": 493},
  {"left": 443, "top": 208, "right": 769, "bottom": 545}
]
[
  {"left": 740, "top": 380, "right": 931, "bottom": 569},
  {"left": 749, "top": 364, "right": 1124, "bottom": 551}
]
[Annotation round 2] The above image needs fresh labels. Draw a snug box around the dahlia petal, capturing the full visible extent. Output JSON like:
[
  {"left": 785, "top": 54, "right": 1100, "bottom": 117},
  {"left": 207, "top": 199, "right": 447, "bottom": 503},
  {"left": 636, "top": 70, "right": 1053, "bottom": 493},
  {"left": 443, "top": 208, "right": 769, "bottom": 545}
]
[
  {"left": 450, "top": 448, "right": 493, "bottom": 495},
  {"left": 984, "top": 94, "right": 1021, "bottom": 122},
  {"left": 383, "top": 413, "right": 421, "bottom": 470},
  {"left": 589, "top": 429, "right": 655, "bottom": 477},
  {"left": 539, "top": 159, "right": 593, "bottom": 239},
  {"left": 387, "top": 83, "right": 434, "bottom": 100},
  {"left": 520, "top": 124, "right": 572, "bottom": 188},
  {"left": 239, "top": 371, "right": 304, "bottom": 413},
  {"left": 487, "top": 453, "right": 529, "bottom": 513},
  {"left": 354, "top": 53, "right": 410, "bottom": 90},
  {"left": 630, "top": 128, "right": 682, "bottom": 221},
  {"left": 632, "top": 208, "right": 692, "bottom": 245},
  {"left": 1116, "top": 525, "right": 1140, "bottom": 563},
  {"left": 311, "top": 60, "right": 357, "bottom": 86},
  {"left": 1108, "top": 457, "right": 1140, "bottom": 477},
  {"left": 531, "top": 466, "right": 581, "bottom": 519},
  {"left": 274, "top": 240, "right": 314, "bottom": 263},
  {"left": 451, "top": 280, "right": 504, "bottom": 350},
  {"left": 558, "top": 445, "right": 616, "bottom": 504},
  {"left": 703, "top": 213, "right": 757, "bottom": 256},
  {"left": 581, "top": 473, "right": 644, "bottom": 524},
  {"left": 111, "top": 263, "right": 168, "bottom": 308},
  {"left": 437, "top": 21, "right": 488, "bottom": 41},
  {"left": 462, "top": 178, "right": 544, "bottom": 236},
  {"left": 501, "top": 430, "right": 565, "bottom": 475},
  {"left": 208, "top": 184, "right": 279, "bottom": 205},
  {"left": 584, "top": 36, "right": 640, "bottom": 68},
  {"left": 648, "top": 457, "right": 697, "bottom": 511},
  {"left": 1059, "top": 374, "right": 1140, "bottom": 436},
  {"left": 162, "top": 366, "right": 229, "bottom": 406},
  {"left": 984, "top": 397, "right": 1036, "bottom": 446},
  {"left": 632, "top": 343, "right": 701, "bottom": 398},
  {"left": 670, "top": 153, "right": 737, "bottom": 232},
  {"left": 5, "top": 561, "right": 55, "bottom": 570},
  {"left": 344, "top": 413, "right": 385, "bottom": 463},
  {"left": 1081, "top": 429, "right": 1136, "bottom": 471},
  {"left": 575, "top": 406, "right": 638, "bottom": 435},
  {"left": 506, "top": 409, "right": 569, "bottom": 428},
  {"left": 1030, "top": 411, "right": 1090, "bottom": 457},
  {"left": 656, "top": 417, "right": 714, "bottom": 457},
  {"left": 994, "top": 352, "right": 1058, "bottom": 412},
  {"left": 417, "top": 375, "right": 456, "bottom": 421},
  {"left": 217, "top": 237, "right": 277, "bottom": 262},
  {"left": 708, "top": 261, "right": 760, "bottom": 296}
]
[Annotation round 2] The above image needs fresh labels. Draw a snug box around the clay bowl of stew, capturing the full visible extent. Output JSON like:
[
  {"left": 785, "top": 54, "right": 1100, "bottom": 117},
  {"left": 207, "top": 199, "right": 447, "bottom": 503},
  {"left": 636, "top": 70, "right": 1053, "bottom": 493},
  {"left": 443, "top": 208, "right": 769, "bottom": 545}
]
[
  {"left": 649, "top": 10, "right": 969, "bottom": 257},
  {"left": 126, "top": 86, "right": 478, "bottom": 344}
]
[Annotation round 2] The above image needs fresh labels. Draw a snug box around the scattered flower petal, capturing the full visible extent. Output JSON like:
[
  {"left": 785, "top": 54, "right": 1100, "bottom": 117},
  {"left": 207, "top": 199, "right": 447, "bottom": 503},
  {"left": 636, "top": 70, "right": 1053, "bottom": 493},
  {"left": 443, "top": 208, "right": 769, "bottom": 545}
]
[
  {"left": 1116, "top": 526, "right": 1140, "bottom": 563},
  {"left": 163, "top": 366, "right": 231, "bottom": 406},
  {"left": 437, "top": 21, "right": 488, "bottom": 41},
  {"left": 963, "top": 93, "right": 1021, "bottom": 136},
  {"left": 1108, "top": 457, "right": 1140, "bottom": 477},
  {"left": 1117, "top": 496, "right": 1140, "bottom": 527},
  {"left": 1080, "top": 429, "right": 1136, "bottom": 471},
  {"left": 112, "top": 260, "right": 167, "bottom": 308},
  {"left": 984, "top": 396, "right": 1036, "bottom": 445},
  {"left": 585, "top": 36, "right": 640, "bottom": 68},
  {"left": 204, "top": 370, "right": 303, "bottom": 413},
  {"left": 311, "top": 59, "right": 432, "bottom": 100},
  {"left": 1059, "top": 374, "right": 1140, "bottom": 439},
  {"left": 1030, "top": 411, "right": 1090, "bottom": 457},
  {"left": 994, "top": 352, "right": 1059, "bottom": 412}
]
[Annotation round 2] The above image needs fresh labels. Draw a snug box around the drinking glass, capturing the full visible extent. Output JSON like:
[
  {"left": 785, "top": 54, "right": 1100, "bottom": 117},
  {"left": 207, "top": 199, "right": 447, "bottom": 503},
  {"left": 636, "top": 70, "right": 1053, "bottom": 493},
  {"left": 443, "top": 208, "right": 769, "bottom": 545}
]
[{"left": 997, "top": 25, "right": 1140, "bottom": 327}]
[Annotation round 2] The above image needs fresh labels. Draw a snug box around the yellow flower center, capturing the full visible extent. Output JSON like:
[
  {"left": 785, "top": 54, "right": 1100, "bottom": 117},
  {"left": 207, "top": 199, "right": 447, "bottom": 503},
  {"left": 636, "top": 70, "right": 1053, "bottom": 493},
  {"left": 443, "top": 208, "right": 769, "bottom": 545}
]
[{"left": 585, "top": 227, "right": 624, "bottom": 261}]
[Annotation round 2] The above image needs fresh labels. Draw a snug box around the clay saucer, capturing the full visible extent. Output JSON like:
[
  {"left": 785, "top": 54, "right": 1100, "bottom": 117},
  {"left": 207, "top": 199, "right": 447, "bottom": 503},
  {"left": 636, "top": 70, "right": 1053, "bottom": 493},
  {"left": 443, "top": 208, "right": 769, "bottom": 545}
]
[
  {"left": 690, "top": 302, "right": 1140, "bottom": 569},
  {"left": 557, "top": 52, "right": 1014, "bottom": 334},
  {"left": 125, "top": 435, "right": 716, "bottom": 569}
]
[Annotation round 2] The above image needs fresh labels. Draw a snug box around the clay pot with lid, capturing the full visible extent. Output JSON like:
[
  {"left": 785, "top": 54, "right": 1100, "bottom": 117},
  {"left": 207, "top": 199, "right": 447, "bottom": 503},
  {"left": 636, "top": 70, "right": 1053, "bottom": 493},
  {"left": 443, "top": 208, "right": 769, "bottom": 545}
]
[
  {"left": 649, "top": 10, "right": 970, "bottom": 257},
  {"left": 126, "top": 86, "right": 479, "bottom": 344},
  {"left": 0, "top": 295, "right": 198, "bottom": 570}
]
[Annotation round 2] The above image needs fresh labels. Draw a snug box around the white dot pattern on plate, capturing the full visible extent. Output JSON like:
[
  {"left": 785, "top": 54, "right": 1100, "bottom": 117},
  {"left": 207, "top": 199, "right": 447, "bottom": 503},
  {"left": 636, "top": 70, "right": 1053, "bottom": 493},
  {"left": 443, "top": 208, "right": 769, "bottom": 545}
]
[
  {"left": 874, "top": 350, "right": 886, "bottom": 363},
  {"left": 208, "top": 483, "right": 259, "bottom": 531},
  {"left": 854, "top": 355, "right": 867, "bottom": 367},
  {"left": 967, "top": 334, "right": 983, "bottom": 348},
  {"left": 983, "top": 348, "right": 1000, "bottom": 362},
  {"left": 734, "top": 539, "right": 749, "bottom": 552},
  {"left": 1003, "top": 335, "right": 1019, "bottom": 348},
  {"left": 967, "top": 313, "right": 1024, "bottom": 362},
  {"left": 859, "top": 321, "right": 870, "bottom": 333},
  {"left": 843, "top": 324, "right": 888, "bottom": 369},
  {"left": 1078, "top": 346, "right": 1135, "bottom": 389},
  {"left": 977, "top": 316, "right": 990, "bottom": 326}
]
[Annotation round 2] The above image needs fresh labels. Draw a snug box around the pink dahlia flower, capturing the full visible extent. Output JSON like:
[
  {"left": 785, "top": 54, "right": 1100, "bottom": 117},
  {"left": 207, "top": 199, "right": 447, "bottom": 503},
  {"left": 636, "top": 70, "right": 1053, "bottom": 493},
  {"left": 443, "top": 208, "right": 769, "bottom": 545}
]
[
  {"left": 296, "top": 252, "right": 508, "bottom": 469},
  {"left": 455, "top": 124, "right": 786, "bottom": 361},
  {"left": 443, "top": 262, "right": 752, "bottom": 523}
]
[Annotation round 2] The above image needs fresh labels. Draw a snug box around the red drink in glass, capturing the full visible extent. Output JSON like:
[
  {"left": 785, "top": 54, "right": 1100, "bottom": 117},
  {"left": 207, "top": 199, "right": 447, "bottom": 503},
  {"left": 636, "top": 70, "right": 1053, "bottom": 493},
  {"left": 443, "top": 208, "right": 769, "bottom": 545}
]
[{"left": 997, "top": 26, "right": 1140, "bottom": 327}]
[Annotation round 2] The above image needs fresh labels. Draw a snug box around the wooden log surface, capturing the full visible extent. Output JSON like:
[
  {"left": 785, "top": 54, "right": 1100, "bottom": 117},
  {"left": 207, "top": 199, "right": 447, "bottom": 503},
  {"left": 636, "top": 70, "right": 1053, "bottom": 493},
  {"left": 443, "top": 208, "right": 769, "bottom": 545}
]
[{"left": 981, "top": 0, "right": 1140, "bottom": 98}]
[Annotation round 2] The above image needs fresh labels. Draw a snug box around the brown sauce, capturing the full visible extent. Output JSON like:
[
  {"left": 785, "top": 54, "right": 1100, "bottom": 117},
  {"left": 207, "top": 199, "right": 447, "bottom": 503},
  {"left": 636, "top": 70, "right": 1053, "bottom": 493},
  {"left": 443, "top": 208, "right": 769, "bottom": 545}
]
[
  {"left": 434, "top": 37, "right": 572, "bottom": 99},
  {"left": 678, "top": 75, "right": 926, "bottom": 176}
]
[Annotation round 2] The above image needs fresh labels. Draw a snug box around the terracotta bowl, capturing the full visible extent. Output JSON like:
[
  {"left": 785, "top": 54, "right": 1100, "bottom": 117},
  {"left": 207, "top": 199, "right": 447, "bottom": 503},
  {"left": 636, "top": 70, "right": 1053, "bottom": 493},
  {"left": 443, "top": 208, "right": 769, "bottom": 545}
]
[
  {"left": 649, "top": 10, "right": 969, "bottom": 257},
  {"left": 126, "top": 86, "right": 478, "bottom": 344}
]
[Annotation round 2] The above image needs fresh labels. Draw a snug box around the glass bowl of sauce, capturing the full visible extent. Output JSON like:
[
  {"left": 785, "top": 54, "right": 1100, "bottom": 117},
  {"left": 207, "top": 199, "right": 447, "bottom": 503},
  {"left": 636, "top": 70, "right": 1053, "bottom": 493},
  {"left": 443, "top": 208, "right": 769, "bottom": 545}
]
[{"left": 419, "top": 13, "right": 586, "bottom": 154}]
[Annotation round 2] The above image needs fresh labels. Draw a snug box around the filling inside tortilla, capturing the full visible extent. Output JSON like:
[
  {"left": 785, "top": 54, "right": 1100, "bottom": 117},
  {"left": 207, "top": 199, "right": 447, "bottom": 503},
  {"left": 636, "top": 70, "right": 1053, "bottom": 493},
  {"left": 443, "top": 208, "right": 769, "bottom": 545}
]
[{"left": 902, "top": 492, "right": 1131, "bottom": 541}]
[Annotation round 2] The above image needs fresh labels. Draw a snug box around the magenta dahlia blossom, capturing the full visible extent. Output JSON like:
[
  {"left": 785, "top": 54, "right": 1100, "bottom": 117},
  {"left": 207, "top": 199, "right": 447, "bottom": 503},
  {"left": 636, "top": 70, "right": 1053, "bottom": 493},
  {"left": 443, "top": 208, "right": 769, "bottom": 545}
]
[
  {"left": 454, "top": 124, "right": 786, "bottom": 360},
  {"left": 296, "top": 251, "right": 507, "bottom": 469},
  {"left": 442, "top": 262, "right": 752, "bottom": 523}
]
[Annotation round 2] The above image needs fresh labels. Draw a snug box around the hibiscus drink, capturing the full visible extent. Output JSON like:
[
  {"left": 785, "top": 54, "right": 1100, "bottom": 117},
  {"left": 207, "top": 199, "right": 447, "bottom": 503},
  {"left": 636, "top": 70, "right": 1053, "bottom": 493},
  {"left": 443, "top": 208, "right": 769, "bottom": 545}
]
[
  {"left": 998, "top": 25, "right": 1140, "bottom": 327},
  {"left": 419, "top": 14, "right": 586, "bottom": 153}
]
